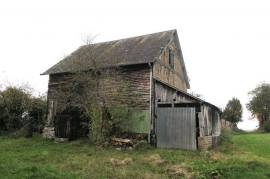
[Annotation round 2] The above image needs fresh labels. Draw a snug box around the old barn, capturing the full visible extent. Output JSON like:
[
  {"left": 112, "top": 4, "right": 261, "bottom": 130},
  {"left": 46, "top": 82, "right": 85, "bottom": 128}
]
[{"left": 42, "top": 29, "right": 221, "bottom": 150}]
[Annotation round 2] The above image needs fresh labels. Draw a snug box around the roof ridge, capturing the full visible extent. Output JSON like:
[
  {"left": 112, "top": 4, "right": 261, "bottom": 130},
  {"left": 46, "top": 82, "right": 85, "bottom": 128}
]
[{"left": 81, "top": 29, "right": 176, "bottom": 47}]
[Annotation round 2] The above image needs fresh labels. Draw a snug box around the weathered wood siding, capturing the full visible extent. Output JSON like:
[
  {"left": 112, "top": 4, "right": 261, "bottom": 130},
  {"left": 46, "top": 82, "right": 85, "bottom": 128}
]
[
  {"left": 153, "top": 39, "right": 188, "bottom": 91},
  {"left": 198, "top": 105, "right": 221, "bottom": 137},
  {"left": 47, "top": 73, "right": 72, "bottom": 113},
  {"left": 48, "top": 64, "right": 150, "bottom": 109},
  {"left": 46, "top": 64, "right": 151, "bottom": 134},
  {"left": 221, "top": 119, "right": 233, "bottom": 129},
  {"left": 154, "top": 81, "right": 195, "bottom": 103}
]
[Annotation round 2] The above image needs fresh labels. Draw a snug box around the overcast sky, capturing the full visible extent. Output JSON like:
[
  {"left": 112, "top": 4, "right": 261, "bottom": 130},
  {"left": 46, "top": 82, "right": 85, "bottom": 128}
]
[{"left": 1, "top": 0, "right": 269, "bottom": 130}]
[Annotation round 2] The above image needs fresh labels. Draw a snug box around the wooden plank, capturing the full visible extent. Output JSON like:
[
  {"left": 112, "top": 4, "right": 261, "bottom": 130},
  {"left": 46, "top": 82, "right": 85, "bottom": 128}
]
[
  {"left": 47, "top": 65, "right": 151, "bottom": 113},
  {"left": 153, "top": 40, "right": 188, "bottom": 91},
  {"left": 155, "top": 82, "right": 196, "bottom": 103}
]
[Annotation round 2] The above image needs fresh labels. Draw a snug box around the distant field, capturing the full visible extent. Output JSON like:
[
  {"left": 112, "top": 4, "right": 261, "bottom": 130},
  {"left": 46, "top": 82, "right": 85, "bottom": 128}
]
[{"left": 0, "top": 132, "right": 270, "bottom": 179}]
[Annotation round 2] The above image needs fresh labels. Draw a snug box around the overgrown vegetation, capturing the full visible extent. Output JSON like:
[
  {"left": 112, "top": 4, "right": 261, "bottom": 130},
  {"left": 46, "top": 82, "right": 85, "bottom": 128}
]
[
  {"left": 0, "top": 86, "right": 47, "bottom": 136},
  {"left": 0, "top": 132, "right": 270, "bottom": 178},
  {"left": 87, "top": 104, "right": 140, "bottom": 144},
  {"left": 50, "top": 38, "right": 138, "bottom": 142}
]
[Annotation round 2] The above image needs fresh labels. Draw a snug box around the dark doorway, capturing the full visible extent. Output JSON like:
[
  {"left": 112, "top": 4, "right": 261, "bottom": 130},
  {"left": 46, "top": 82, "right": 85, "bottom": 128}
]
[{"left": 55, "top": 106, "right": 88, "bottom": 140}]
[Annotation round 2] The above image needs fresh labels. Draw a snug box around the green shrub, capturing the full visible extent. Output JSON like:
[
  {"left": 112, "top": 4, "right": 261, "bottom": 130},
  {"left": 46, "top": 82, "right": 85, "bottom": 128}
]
[
  {"left": 0, "top": 86, "right": 47, "bottom": 135},
  {"left": 28, "top": 96, "right": 47, "bottom": 133},
  {"left": 108, "top": 106, "right": 131, "bottom": 134},
  {"left": 87, "top": 104, "right": 135, "bottom": 144},
  {"left": 0, "top": 86, "right": 31, "bottom": 131}
]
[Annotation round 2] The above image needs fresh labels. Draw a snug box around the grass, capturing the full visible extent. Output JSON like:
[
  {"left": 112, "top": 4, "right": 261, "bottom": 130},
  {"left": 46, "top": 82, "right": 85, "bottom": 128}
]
[{"left": 0, "top": 132, "right": 270, "bottom": 178}]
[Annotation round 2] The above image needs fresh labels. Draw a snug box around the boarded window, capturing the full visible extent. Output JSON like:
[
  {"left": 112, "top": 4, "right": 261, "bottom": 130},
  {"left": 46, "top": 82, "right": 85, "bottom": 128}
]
[{"left": 168, "top": 48, "right": 174, "bottom": 69}]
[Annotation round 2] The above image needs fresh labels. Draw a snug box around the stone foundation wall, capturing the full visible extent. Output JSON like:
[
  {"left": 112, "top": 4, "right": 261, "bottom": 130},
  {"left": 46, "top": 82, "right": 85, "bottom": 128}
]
[{"left": 198, "top": 135, "right": 220, "bottom": 150}]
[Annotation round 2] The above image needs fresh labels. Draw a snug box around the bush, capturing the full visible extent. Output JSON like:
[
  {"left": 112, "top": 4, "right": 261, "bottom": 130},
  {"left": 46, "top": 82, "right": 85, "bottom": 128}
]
[
  {"left": 0, "top": 86, "right": 47, "bottom": 135},
  {"left": 87, "top": 104, "right": 134, "bottom": 144},
  {"left": 28, "top": 96, "right": 47, "bottom": 133},
  {"left": 0, "top": 86, "right": 31, "bottom": 131},
  {"left": 262, "top": 120, "right": 270, "bottom": 132}
]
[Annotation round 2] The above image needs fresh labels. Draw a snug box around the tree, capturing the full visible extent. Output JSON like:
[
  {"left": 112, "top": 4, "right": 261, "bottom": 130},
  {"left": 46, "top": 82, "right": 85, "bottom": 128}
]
[
  {"left": 222, "top": 98, "right": 243, "bottom": 127},
  {"left": 0, "top": 86, "right": 31, "bottom": 131},
  {"left": 0, "top": 85, "right": 47, "bottom": 134},
  {"left": 247, "top": 83, "right": 270, "bottom": 130}
]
